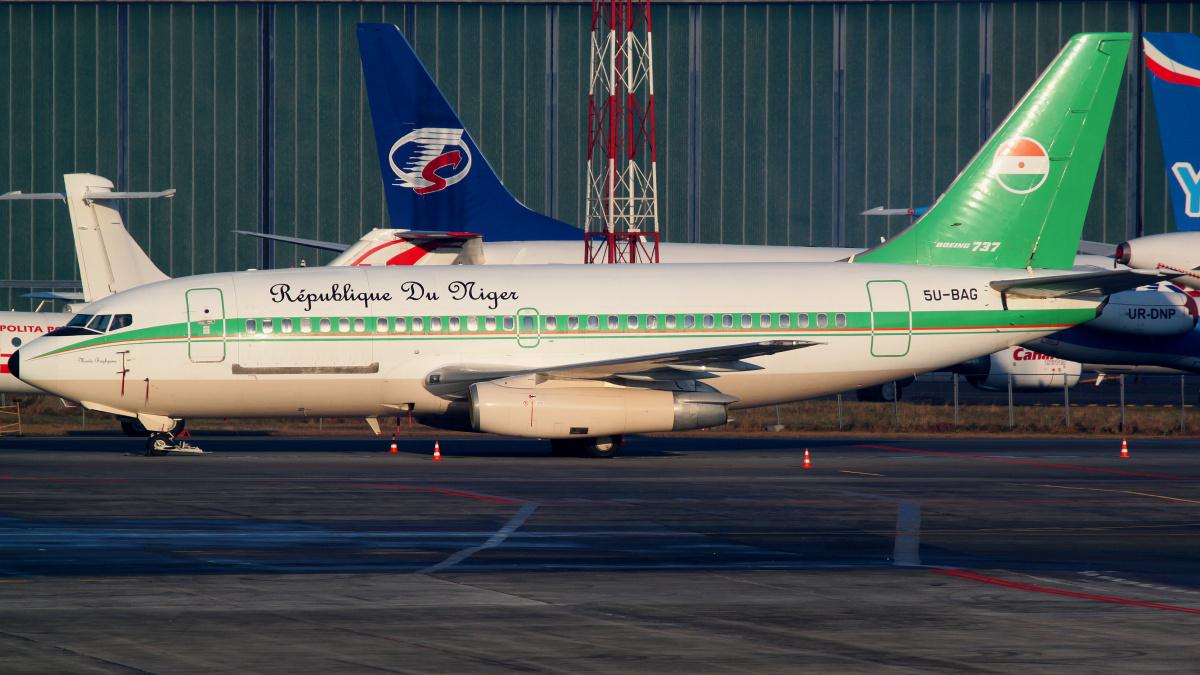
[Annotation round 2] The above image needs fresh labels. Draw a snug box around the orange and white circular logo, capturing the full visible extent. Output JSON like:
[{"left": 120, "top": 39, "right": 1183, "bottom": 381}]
[{"left": 992, "top": 137, "right": 1050, "bottom": 194}]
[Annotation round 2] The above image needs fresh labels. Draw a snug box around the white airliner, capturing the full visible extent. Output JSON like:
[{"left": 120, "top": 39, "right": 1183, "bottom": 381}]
[{"left": 12, "top": 33, "right": 1163, "bottom": 457}]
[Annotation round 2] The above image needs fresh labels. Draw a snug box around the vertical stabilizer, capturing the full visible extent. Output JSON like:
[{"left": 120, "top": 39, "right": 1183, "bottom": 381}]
[
  {"left": 62, "top": 174, "right": 168, "bottom": 301},
  {"left": 1143, "top": 32, "right": 1200, "bottom": 231},
  {"left": 855, "top": 33, "right": 1131, "bottom": 269},
  {"left": 357, "top": 23, "right": 582, "bottom": 241}
]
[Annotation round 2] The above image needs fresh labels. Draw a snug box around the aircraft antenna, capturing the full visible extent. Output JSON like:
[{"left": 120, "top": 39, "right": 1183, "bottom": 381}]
[{"left": 585, "top": 0, "right": 660, "bottom": 263}]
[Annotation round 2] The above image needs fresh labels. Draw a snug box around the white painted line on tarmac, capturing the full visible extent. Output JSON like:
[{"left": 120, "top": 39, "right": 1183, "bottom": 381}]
[{"left": 418, "top": 502, "right": 540, "bottom": 574}]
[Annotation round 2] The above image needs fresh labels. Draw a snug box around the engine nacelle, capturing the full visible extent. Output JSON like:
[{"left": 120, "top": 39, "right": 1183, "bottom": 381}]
[
  {"left": 1116, "top": 231, "right": 1200, "bottom": 290},
  {"left": 468, "top": 381, "right": 732, "bottom": 439},
  {"left": 1085, "top": 287, "right": 1198, "bottom": 337},
  {"left": 960, "top": 347, "right": 1081, "bottom": 392}
]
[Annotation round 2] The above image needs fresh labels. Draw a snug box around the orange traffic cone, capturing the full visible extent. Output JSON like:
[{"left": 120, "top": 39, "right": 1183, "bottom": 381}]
[
  {"left": 803, "top": 448, "right": 812, "bottom": 469},
  {"left": 388, "top": 439, "right": 398, "bottom": 453},
  {"left": 433, "top": 441, "right": 442, "bottom": 461},
  {"left": 1120, "top": 438, "right": 1129, "bottom": 458}
]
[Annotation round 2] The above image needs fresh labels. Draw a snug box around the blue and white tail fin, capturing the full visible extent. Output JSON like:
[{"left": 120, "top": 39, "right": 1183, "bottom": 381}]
[
  {"left": 1144, "top": 32, "right": 1200, "bottom": 232},
  {"left": 357, "top": 23, "right": 582, "bottom": 242}
]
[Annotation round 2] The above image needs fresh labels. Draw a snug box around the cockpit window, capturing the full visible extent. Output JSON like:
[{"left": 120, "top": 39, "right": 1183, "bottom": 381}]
[
  {"left": 110, "top": 314, "right": 133, "bottom": 330},
  {"left": 87, "top": 315, "right": 112, "bottom": 332},
  {"left": 46, "top": 314, "right": 106, "bottom": 337}
]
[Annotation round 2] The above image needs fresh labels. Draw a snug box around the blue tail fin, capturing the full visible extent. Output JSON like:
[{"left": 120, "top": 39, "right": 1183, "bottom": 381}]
[
  {"left": 1144, "top": 32, "right": 1200, "bottom": 231},
  {"left": 357, "top": 23, "right": 582, "bottom": 241}
]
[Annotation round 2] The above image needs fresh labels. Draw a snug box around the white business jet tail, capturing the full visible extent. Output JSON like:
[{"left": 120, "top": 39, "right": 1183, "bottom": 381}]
[{"left": 61, "top": 174, "right": 170, "bottom": 303}]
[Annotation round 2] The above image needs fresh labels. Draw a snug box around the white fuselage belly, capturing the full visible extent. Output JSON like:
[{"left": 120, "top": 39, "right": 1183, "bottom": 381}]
[{"left": 18, "top": 263, "right": 1098, "bottom": 419}]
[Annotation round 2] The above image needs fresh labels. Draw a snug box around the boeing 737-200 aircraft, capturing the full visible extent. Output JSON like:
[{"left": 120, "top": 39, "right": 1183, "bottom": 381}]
[{"left": 11, "top": 33, "right": 1154, "bottom": 456}]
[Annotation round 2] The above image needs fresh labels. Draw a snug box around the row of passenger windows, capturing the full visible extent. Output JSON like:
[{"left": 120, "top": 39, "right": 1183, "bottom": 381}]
[{"left": 242, "top": 312, "right": 850, "bottom": 335}]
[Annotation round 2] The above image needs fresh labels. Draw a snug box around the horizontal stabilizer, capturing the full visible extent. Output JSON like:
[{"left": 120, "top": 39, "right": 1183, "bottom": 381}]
[
  {"left": 84, "top": 189, "right": 175, "bottom": 201},
  {"left": 1076, "top": 240, "right": 1118, "bottom": 257},
  {"left": 991, "top": 269, "right": 1178, "bottom": 299},
  {"left": 0, "top": 280, "right": 83, "bottom": 289},
  {"left": 424, "top": 340, "right": 818, "bottom": 399},
  {"left": 232, "top": 230, "right": 351, "bottom": 252},
  {"left": 21, "top": 291, "right": 85, "bottom": 302},
  {"left": 0, "top": 191, "right": 65, "bottom": 200}
]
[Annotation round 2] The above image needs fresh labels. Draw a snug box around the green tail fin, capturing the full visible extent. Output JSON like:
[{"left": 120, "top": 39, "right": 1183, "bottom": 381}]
[{"left": 854, "top": 33, "right": 1131, "bottom": 269}]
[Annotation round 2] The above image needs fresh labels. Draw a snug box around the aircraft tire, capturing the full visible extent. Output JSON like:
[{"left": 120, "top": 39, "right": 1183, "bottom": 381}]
[
  {"left": 145, "top": 433, "right": 172, "bottom": 457},
  {"left": 582, "top": 435, "right": 621, "bottom": 459}
]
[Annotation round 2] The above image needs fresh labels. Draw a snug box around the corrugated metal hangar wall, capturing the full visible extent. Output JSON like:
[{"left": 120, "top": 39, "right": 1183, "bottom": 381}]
[{"left": 1, "top": 1, "right": 1198, "bottom": 310}]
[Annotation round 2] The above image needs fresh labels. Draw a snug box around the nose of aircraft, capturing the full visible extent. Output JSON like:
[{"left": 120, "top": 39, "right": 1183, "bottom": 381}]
[{"left": 6, "top": 350, "right": 17, "bottom": 380}]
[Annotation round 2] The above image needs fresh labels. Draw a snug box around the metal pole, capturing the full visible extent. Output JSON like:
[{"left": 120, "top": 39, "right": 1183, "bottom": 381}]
[
  {"left": 776, "top": 405, "right": 783, "bottom": 427},
  {"left": 837, "top": 393, "right": 844, "bottom": 431},
  {"left": 1064, "top": 378, "right": 1070, "bottom": 427},
  {"left": 1182, "top": 374, "right": 1187, "bottom": 432},
  {"left": 81, "top": 408, "right": 85, "bottom": 429},
  {"left": 1008, "top": 373, "right": 1014, "bottom": 429},
  {"left": 1120, "top": 374, "right": 1126, "bottom": 432},
  {"left": 953, "top": 373, "right": 959, "bottom": 427},
  {"left": 893, "top": 382, "right": 899, "bottom": 429}
]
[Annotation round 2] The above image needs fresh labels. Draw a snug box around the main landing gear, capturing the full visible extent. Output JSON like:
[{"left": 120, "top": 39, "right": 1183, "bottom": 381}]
[
  {"left": 146, "top": 433, "right": 173, "bottom": 457},
  {"left": 549, "top": 435, "right": 623, "bottom": 458}
]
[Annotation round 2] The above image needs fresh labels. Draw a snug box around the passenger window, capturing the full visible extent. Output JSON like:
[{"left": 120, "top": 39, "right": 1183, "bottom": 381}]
[
  {"left": 797, "top": 313, "right": 810, "bottom": 329},
  {"left": 778, "top": 313, "right": 790, "bottom": 329},
  {"left": 627, "top": 315, "right": 639, "bottom": 330},
  {"left": 702, "top": 314, "right": 714, "bottom": 329},
  {"left": 835, "top": 313, "right": 847, "bottom": 328},
  {"left": 412, "top": 317, "right": 424, "bottom": 332},
  {"left": 245, "top": 319, "right": 257, "bottom": 334},
  {"left": 338, "top": 318, "right": 350, "bottom": 332},
  {"left": 467, "top": 316, "right": 479, "bottom": 331},
  {"left": 740, "top": 314, "right": 752, "bottom": 329},
  {"left": 485, "top": 316, "right": 497, "bottom": 331},
  {"left": 587, "top": 315, "right": 599, "bottom": 330},
  {"left": 110, "top": 314, "right": 133, "bottom": 330},
  {"left": 546, "top": 316, "right": 557, "bottom": 331},
  {"left": 262, "top": 319, "right": 274, "bottom": 334},
  {"left": 816, "top": 313, "right": 828, "bottom": 328},
  {"left": 376, "top": 317, "right": 388, "bottom": 333},
  {"left": 685, "top": 315, "right": 696, "bottom": 329},
  {"left": 10, "top": 337, "right": 20, "bottom": 347},
  {"left": 448, "top": 317, "right": 460, "bottom": 331},
  {"left": 722, "top": 314, "right": 733, "bottom": 329},
  {"left": 281, "top": 318, "right": 293, "bottom": 333},
  {"left": 319, "top": 318, "right": 331, "bottom": 333},
  {"left": 502, "top": 316, "right": 514, "bottom": 331},
  {"left": 430, "top": 317, "right": 442, "bottom": 332},
  {"left": 646, "top": 315, "right": 658, "bottom": 330},
  {"left": 88, "top": 315, "right": 112, "bottom": 332},
  {"left": 760, "top": 314, "right": 771, "bottom": 328},
  {"left": 568, "top": 316, "right": 580, "bottom": 330},
  {"left": 301, "top": 318, "right": 312, "bottom": 333},
  {"left": 665, "top": 315, "right": 676, "bottom": 329},
  {"left": 395, "top": 317, "right": 406, "bottom": 332},
  {"left": 607, "top": 315, "right": 619, "bottom": 330},
  {"left": 353, "top": 318, "right": 366, "bottom": 332}
]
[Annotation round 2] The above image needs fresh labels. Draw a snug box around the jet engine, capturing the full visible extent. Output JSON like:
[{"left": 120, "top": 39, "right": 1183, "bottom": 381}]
[
  {"left": 954, "top": 347, "right": 1081, "bottom": 392},
  {"left": 1084, "top": 287, "right": 1198, "bottom": 337},
  {"left": 1116, "top": 231, "right": 1200, "bottom": 290},
  {"left": 468, "top": 380, "right": 734, "bottom": 439}
]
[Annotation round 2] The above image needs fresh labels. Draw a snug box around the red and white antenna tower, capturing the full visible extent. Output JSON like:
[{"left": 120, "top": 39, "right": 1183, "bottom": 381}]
[{"left": 585, "top": 0, "right": 659, "bottom": 263}]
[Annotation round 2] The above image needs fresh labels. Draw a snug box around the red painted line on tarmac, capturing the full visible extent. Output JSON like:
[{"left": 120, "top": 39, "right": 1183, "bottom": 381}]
[
  {"left": 934, "top": 569, "right": 1200, "bottom": 615},
  {"left": 856, "top": 444, "right": 1195, "bottom": 480},
  {"left": 352, "top": 483, "right": 524, "bottom": 504}
]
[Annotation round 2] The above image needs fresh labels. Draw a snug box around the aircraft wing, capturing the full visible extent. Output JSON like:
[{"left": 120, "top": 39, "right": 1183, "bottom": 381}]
[
  {"left": 990, "top": 269, "right": 1180, "bottom": 299},
  {"left": 232, "top": 230, "right": 351, "bottom": 252},
  {"left": 423, "top": 339, "right": 819, "bottom": 399}
]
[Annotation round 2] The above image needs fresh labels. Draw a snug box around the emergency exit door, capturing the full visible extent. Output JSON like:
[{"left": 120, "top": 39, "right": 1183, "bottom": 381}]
[{"left": 867, "top": 281, "right": 912, "bottom": 357}]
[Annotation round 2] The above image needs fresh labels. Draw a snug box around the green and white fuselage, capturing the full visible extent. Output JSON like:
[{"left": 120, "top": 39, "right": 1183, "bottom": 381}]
[{"left": 16, "top": 262, "right": 1100, "bottom": 420}]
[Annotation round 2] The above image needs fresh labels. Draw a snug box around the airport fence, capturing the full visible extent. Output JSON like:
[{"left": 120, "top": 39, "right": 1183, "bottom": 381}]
[{"left": 0, "top": 402, "right": 22, "bottom": 437}]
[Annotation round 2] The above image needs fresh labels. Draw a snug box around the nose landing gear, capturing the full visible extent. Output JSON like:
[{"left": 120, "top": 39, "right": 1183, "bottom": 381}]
[{"left": 143, "top": 431, "right": 205, "bottom": 456}]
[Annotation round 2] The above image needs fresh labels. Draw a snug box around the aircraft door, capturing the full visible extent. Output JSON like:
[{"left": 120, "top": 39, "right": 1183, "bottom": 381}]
[
  {"left": 516, "top": 308, "right": 540, "bottom": 348},
  {"left": 186, "top": 288, "right": 226, "bottom": 362},
  {"left": 866, "top": 281, "right": 911, "bottom": 357}
]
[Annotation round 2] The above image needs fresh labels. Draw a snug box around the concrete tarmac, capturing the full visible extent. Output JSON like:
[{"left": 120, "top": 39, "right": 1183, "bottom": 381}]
[{"left": 1, "top": 434, "right": 1198, "bottom": 673}]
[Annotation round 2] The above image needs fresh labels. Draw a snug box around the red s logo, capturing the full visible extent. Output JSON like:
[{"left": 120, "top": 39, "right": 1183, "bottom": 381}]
[{"left": 415, "top": 151, "right": 463, "bottom": 195}]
